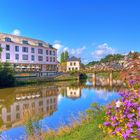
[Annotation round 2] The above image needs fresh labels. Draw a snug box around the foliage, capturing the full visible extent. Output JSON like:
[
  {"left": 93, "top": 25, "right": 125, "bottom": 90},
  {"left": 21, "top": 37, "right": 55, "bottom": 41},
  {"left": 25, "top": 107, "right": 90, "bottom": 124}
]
[
  {"left": 87, "top": 54, "right": 124, "bottom": 66},
  {"left": 0, "top": 46, "right": 3, "bottom": 53},
  {"left": 60, "top": 52, "right": 65, "bottom": 63},
  {"left": 64, "top": 51, "right": 69, "bottom": 61},
  {"left": 0, "top": 62, "right": 16, "bottom": 88},
  {"left": 60, "top": 51, "right": 69, "bottom": 63}
]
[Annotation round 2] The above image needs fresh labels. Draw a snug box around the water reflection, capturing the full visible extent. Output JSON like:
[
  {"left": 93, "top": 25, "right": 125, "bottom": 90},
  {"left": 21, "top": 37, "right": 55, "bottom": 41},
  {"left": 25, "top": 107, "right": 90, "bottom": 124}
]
[
  {"left": 0, "top": 79, "right": 123, "bottom": 139},
  {"left": 0, "top": 87, "right": 59, "bottom": 131}
]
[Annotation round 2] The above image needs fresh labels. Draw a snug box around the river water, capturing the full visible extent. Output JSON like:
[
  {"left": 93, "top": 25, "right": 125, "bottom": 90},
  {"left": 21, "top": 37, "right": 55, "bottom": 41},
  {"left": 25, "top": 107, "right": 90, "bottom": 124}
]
[{"left": 0, "top": 79, "right": 121, "bottom": 139}]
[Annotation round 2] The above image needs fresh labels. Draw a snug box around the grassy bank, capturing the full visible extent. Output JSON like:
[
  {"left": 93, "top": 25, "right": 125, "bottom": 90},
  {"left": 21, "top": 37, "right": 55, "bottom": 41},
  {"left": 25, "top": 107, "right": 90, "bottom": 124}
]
[{"left": 25, "top": 104, "right": 122, "bottom": 140}]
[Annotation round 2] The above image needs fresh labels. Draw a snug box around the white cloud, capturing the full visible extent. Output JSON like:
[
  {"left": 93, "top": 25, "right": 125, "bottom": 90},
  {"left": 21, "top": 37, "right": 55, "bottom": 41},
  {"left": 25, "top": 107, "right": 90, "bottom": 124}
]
[
  {"left": 53, "top": 40, "right": 86, "bottom": 61},
  {"left": 69, "top": 46, "right": 86, "bottom": 57},
  {"left": 12, "top": 29, "right": 21, "bottom": 36},
  {"left": 92, "top": 43, "right": 116, "bottom": 60},
  {"left": 53, "top": 40, "right": 63, "bottom": 51}
]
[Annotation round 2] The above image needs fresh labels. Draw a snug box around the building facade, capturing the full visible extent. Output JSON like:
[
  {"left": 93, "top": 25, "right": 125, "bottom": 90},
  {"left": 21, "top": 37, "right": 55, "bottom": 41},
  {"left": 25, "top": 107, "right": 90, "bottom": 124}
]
[
  {"left": 0, "top": 33, "right": 57, "bottom": 74},
  {"left": 66, "top": 56, "right": 80, "bottom": 71}
]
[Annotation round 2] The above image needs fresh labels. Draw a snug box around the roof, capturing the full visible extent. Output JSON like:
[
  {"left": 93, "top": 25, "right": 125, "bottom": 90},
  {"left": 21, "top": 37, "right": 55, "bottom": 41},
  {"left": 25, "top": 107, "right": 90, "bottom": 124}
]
[
  {"left": 0, "top": 32, "right": 57, "bottom": 50},
  {"left": 67, "top": 56, "right": 81, "bottom": 62}
]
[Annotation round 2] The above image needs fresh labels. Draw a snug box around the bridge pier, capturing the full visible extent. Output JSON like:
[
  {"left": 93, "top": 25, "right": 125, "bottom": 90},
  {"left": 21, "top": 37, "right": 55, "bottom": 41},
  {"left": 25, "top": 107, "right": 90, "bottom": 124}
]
[
  {"left": 92, "top": 72, "right": 96, "bottom": 87},
  {"left": 109, "top": 71, "right": 113, "bottom": 87}
]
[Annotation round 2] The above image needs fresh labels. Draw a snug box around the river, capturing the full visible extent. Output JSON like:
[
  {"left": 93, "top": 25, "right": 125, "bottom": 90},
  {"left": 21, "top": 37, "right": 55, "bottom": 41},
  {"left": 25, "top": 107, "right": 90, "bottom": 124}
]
[{"left": 0, "top": 79, "right": 121, "bottom": 139}]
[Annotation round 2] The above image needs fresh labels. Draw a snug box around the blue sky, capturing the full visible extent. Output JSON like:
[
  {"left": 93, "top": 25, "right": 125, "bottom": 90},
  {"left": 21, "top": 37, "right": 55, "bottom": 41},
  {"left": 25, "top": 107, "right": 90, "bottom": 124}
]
[{"left": 0, "top": 0, "right": 140, "bottom": 63}]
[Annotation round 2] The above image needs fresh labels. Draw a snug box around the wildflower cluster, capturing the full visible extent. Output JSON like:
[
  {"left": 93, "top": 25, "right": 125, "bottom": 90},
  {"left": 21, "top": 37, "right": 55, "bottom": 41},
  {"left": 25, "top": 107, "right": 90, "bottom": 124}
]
[{"left": 102, "top": 80, "right": 140, "bottom": 140}]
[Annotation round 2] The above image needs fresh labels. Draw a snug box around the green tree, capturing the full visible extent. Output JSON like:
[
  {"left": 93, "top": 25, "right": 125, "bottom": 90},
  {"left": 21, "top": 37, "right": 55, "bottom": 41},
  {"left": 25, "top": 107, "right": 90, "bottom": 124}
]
[
  {"left": 60, "top": 52, "right": 65, "bottom": 63},
  {"left": 0, "top": 46, "right": 2, "bottom": 53},
  {"left": 0, "top": 62, "right": 15, "bottom": 88},
  {"left": 64, "top": 51, "right": 69, "bottom": 61}
]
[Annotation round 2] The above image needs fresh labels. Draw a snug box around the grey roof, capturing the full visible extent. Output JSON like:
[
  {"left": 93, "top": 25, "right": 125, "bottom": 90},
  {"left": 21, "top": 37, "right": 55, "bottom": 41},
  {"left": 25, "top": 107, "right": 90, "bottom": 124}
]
[{"left": 67, "top": 56, "right": 80, "bottom": 62}]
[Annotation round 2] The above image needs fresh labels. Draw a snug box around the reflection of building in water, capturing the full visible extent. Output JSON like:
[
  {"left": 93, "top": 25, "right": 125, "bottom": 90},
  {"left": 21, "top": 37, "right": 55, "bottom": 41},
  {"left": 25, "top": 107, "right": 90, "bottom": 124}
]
[
  {"left": 66, "top": 87, "right": 81, "bottom": 100},
  {"left": 0, "top": 87, "right": 58, "bottom": 130}
]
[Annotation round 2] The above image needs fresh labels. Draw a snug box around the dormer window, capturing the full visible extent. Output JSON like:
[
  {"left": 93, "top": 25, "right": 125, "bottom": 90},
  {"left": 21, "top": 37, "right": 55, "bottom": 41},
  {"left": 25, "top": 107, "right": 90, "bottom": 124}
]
[
  {"left": 38, "top": 43, "right": 43, "bottom": 47},
  {"left": 22, "top": 40, "right": 28, "bottom": 45},
  {"left": 5, "top": 37, "right": 11, "bottom": 42}
]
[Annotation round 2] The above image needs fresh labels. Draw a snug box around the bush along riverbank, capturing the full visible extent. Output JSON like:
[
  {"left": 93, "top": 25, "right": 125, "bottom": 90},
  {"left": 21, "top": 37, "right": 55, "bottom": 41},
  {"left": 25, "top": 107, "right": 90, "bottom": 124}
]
[{"left": 0, "top": 62, "right": 16, "bottom": 88}]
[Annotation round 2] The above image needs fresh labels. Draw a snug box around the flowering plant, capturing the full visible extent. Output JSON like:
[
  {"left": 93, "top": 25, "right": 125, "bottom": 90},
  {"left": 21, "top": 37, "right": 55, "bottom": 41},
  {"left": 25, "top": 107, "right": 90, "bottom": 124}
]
[{"left": 101, "top": 79, "right": 140, "bottom": 140}]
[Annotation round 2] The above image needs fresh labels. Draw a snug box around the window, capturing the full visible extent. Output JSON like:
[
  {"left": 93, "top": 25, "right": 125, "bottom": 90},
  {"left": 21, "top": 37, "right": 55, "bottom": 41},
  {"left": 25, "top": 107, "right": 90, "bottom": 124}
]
[
  {"left": 74, "top": 62, "right": 76, "bottom": 66},
  {"left": 38, "top": 49, "right": 43, "bottom": 54},
  {"left": 70, "top": 62, "right": 72, "bottom": 66},
  {"left": 53, "top": 57, "right": 55, "bottom": 62},
  {"left": 46, "top": 50, "right": 48, "bottom": 55},
  {"left": 53, "top": 51, "right": 55, "bottom": 56},
  {"left": 22, "top": 55, "right": 28, "bottom": 60},
  {"left": 16, "top": 113, "right": 20, "bottom": 119},
  {"left": 31, "top": 48, "right": 35, "bottom": 53},
  {"left": 38, "top": 43, "right": 43, "bottom": 46},
  {"left": 39, "top": 101, "right": 43, "bottom": 106},
  {"left": 38, "top": 56, "right": 43, "bottom": 61},
  {"left": 15, "top": 54, "right": 19, "bottom": 60},
  {"left": 6, "top": 45, "right": 10, "bottom": 51},
  {"left": 16, "top": 105, "right": 20, "bottom": 111},
  {"left": 50, "top": 50, "right": 52, "bottom": 55},
  {"left": 22, "top": 40, "right": 28, "bottom": 45},
  {"left": 46, "top": 57, "right": 49, "bottom": 62},
  {"left": 22, "top": 47, "right": 28, "bottom": 52},
  {"left": 6, "top": 53, "right": 10, "bottom": 59},
  {"left": 15, "top": 46, "right": 19, "bottom": 52},
  {"left": 31, "top": 55, "right": 35, "bottom": 61},
  {"left": 5, "top": 37, "right": 11, "bottom": 42},
  {"left": 50, "top": 57, "right": 52, "bottom": 62}
]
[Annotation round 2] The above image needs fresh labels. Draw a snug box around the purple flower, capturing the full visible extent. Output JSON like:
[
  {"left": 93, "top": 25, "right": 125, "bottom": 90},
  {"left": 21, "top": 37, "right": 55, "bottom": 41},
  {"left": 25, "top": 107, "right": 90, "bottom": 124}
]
[
  {"left": 126, "top": 128, "right": 133, "bottom": 135},
  {"left": 106, "top": 111, "right": 111, "bottom": 115},
  {"left": 104, "top": 122, "right": 110, "bottom": 126},
  {"left": 127, "top": 114, "right": 135, "bottom": 119},
  {"left": 111, "top": 131, "right": 116, "bottom": 135},
  {"left": 112, "top": 122, "right": 119, "bottom": 127},
  {"left": 107, "top": 105, "right": 112, "bottom": 109},
  {"left": 126, "top": 122, "right": 134, "bottom": 128},
  {"left": 136, "top": 121, "right": 140, "bottom": 127},
  {"left": 122, "top": 132, "right": 128, "bottom": 140},
  {"left": 115, "top": 127, "right": 121, "bottom": 132},
  {"left": 110, "top": 116, "right": 116, "bottom": 121},
  {"left": 138, "top": 111, "right": 140, "bottom": 117}
]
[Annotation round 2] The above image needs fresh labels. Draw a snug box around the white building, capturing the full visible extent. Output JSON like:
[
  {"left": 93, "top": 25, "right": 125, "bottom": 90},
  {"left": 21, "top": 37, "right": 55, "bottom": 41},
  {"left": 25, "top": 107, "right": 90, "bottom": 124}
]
[
  {"left": 0, "top": 33, "right": 58, "bottom": 75},
  {"left": 66, "top": 56, "right": 80, "bottom": 71}
]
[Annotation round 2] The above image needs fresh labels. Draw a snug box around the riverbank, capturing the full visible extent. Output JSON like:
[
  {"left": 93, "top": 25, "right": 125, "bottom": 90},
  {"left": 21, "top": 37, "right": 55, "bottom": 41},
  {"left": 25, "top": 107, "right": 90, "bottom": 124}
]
[
  {"left": 44, "top": 108, "right": 122, "bottom": 140},
  {"left": 25, "top": 104, "right": 122, "bottom": 140}
]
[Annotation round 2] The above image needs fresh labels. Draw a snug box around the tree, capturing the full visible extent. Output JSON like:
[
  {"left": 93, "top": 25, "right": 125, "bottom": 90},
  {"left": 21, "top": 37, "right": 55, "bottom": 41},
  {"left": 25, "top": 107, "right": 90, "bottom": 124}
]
[
  {"left": 64, "top": 51, "right": 69, "bottom": 61},
  {"left": 60, "top": 52, "right": 65, "bottom": 63},
  {"left": 0, "top": 46, "right": 2, "bottom": 53},
  {"left": 0, "top": 62, "right": 15, "bottom": 88}
]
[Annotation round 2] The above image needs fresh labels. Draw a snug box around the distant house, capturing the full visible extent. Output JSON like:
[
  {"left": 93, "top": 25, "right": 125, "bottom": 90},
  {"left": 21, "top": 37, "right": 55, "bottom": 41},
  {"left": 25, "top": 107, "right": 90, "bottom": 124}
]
[{"left": 66, "top": 56, "right": 81, "bottom": 71}]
